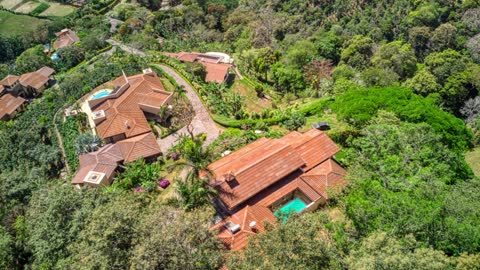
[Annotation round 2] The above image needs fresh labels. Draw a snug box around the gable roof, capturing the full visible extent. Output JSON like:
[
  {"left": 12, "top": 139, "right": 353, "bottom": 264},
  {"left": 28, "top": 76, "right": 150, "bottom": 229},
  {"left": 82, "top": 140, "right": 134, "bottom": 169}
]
[
  {"left": 19, "top": 72, "right": 49, "bottom": 90},
  {"left": 0, "top": 75, "right": 19, "bottom": 87},
  {"left": 208, "top": 130, "right": 341, "bottom": 211},
  {"left": 211, "top": 205, "right": 276, "bottom": 251},
  {"left": 53, "top": 29, "right": 80, "bottom": 50},
  {"left": 71, "top": 132, "right": 161, "bottom": 185},
  {"left": 0, "top": 93, "right": 25, "bottom": 119},
  {"left": 280, "top": 129, "right": 341, "bottom": 171},
  {"left": 203, "top": 63, "right": 230, "bottom": 83},
  {"left": 36, "top": 66, "right": 55, "bottom": 77},
  {"left": 300, "top": 158, "right": 347, "bottom": 199},
  {"left": 209, "top": 138, "right": 305, "bottom": 210},
  {"left": 93, "top": 73, "right": 172, "bottom": 139},
  {"left": 211, "top": 158, "right": 346, "bottom": 251},
  {"left": 116, "top": 132, "right": 162, "bottom": 162},
  {"left": 165, "top": 52, "right": 231, "bottom": 83},
  {"left": 0, "top": 67, "right": 54, "bottom": 90}
]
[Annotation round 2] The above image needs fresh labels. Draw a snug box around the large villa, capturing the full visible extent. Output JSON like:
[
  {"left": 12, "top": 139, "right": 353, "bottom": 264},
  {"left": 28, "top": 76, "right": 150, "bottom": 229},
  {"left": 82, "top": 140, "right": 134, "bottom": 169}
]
[
  {"left": 208, "top": 129, "right": 346, "bottom": 250},
  {"left": 72, "top": 69, "right": 173, "bottom": 187}
]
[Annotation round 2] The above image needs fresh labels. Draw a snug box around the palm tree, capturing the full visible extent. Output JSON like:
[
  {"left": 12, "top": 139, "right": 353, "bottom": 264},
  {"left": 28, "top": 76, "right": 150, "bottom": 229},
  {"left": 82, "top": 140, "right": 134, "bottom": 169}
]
[
  {"left": 173, "top": 84, "right": 187, "bottom": 102},
  {"left": 169, "top": 134, "right": 217, "bottom": 210}
]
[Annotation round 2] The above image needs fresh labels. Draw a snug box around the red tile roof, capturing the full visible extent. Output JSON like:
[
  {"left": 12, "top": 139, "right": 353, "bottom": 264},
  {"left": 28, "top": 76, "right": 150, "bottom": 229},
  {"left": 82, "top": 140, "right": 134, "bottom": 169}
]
[
  {"left": 53, "top": 29, "right": 80, "bottom": 50},
  {"left": 0, "top": 67, "right": 54, "bottom": 91},
  {"left": 0, "top": 75, "right": 19, "bottom": 87},
  {"left": 208, "top": 138, "right": 305, "bottom": 210},
  {"left": 280, "top": 129, "right": 341, "bottom": 171},
  {"left": 211, "top": 205, "right": 276, "bottom": 251},
  {"left": 0, "top": 93, "right": 25, "bottom": 120},
  {"left": 209, "top": 130, "right": 346, "bottom": 251},
  {"left": 71, "top": 132, "right": 161, "bottom": 185},
  {"left": 36, "top": 66, "right": 55, "bottom": 77},
  {"left": 116, "top": 132, "right": 162, "bottom": 163},
  {"left": 300, "top": 159, "right": 347, "bottom": 199},
  {"left": 93, "top": 73, "right": 172, "bottom": 140},
  {"left": 203, "top": 62, "right": 230, "bottom": 83},
  {"left": 19, "top": 72, "right": 49, "bottom": 90},
  {"left": 165, "top": 52, "right": 231, "bottom": 83}
]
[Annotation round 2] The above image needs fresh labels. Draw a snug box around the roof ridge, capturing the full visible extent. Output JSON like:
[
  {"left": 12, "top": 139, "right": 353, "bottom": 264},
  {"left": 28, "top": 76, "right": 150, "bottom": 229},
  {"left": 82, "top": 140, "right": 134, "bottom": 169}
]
[
  {"left": 208, "top": 137, "right": 271, "bottom": 171},
  {"left": 234, "top": 141, "right": 290, "bottom": 176}
]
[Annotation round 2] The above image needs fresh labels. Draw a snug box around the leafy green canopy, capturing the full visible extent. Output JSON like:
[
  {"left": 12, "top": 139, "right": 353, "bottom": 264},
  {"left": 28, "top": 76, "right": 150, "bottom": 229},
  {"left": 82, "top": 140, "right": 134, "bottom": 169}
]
[
  {"left": 344, "top": 120, "right": 477, "bottom": 255},
  {"left": 332, "top": 87, "right": 473, "bottom": 150}
]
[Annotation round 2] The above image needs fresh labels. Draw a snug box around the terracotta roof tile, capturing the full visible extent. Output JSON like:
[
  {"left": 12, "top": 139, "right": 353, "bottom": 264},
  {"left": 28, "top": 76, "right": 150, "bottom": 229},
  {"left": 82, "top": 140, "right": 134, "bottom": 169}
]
[
  {"left": 281, "top": 129, "right": 341, "bottom": 171},
  {"left": 53, "top": 29, "right": 80, "bottom": 50},
  {"left": 211, "top": 205, "right": 276, "bottom": 250},
  {"left": 0, "top": 75, "right": 19, "bottom": 87},
  {"left": 165, "top": 52, "right": 231, "bottom": 82},
  {"left": 71, "top": 132, "right": 161, "bottom": 185},
  {"left": 0, "top": 93, "right": 25, "bottom": 119},
  {"left": 203, "top": 63, "right": 230, "bottom": 83},
  {"left": 93, "top": 73, "right": 172, "bottom": 139},
  {"left": 36, "top": 66, "right": 55, "bottom": 77},
  {"left": 209, "top": 138, "right": 305, "bottom": 210},
  {"left": 209, "top": 130, "right": 346, "bottom": 251},
  {"left": 116, "top": 132, "right": 161, "bottom": 163},
  {"left": 300, "top": 159, "right": 347, "bottom": 199}
]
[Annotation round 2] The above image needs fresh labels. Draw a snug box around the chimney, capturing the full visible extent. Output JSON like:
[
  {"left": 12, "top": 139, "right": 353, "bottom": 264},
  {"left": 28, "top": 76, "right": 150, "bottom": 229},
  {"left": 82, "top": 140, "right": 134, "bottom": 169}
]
[
  {"left": 224, "top": 170, "right": 235, "bottom": 182},
  {"left": 249, "top": 221, "right": 258, "bottom": 232}
]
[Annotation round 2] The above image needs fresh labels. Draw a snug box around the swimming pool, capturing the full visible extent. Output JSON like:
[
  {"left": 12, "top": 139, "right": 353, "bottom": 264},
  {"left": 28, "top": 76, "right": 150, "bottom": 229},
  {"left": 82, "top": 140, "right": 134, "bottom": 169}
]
[
  {"left": 274, "top": 198, "right": 307, "bottom": 219},
  {"left": 92, "top": 90, "right": 110, "bottom": 100}
]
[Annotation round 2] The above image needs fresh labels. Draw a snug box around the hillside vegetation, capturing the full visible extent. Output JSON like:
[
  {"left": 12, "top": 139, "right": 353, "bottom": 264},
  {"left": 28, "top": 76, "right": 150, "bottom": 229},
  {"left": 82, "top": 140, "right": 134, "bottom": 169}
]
[{"left": 0, "top": 0, "right": 480, "bottom": 269}]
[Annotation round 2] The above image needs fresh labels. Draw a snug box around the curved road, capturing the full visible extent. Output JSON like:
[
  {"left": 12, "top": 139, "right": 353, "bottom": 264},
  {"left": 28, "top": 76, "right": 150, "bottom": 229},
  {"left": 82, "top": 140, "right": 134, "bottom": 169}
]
[
  {"left": 155, "top": 65, "right": 220, "bottom": 151},
  {"left": 105, "top": 40, "right": 220, "bottom": 151}
]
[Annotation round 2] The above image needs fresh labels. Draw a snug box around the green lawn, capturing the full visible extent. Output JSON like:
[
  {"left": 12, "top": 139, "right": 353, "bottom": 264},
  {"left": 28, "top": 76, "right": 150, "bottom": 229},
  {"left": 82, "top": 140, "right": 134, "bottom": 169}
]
[
  {"left": 0, "top": 10, "right": 47, "bottom": 36},
  {"left": 0, "top": 0, "right": 23, "bottom": 9},
  {"left": 39, "top": 2, "right": 76, "bottom": 17},
  {"left": 465, "top": 147, "right": 480, "bottom": 177},
  {"left": 15, "top": 1, "right": 40, "bottom": 14},
  {"left": 231, "top": 79, "right": 272, "bottom": 113}
]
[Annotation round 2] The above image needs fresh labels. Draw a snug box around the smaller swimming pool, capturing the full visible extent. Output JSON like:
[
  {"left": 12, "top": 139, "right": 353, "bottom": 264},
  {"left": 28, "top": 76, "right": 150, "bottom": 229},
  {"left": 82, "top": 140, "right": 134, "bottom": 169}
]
[
  {"left": 274, "top": 198, "right": 307, "bottom": 219},
  {"left": 92, "top": 90, "right": 110, "bottom": 100}
]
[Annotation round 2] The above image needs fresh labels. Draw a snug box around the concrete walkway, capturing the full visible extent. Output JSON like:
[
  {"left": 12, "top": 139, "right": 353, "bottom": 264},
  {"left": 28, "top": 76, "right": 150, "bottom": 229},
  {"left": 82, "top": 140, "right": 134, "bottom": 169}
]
[{"left": 155, "top": 64, "right": 221, "bottom": 151}]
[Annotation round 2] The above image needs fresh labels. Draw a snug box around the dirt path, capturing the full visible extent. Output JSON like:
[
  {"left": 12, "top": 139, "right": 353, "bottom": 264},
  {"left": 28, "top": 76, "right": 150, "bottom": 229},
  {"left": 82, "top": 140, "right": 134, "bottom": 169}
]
[{"left": 52, "top": 108, "right": 70, "bottom": 175}]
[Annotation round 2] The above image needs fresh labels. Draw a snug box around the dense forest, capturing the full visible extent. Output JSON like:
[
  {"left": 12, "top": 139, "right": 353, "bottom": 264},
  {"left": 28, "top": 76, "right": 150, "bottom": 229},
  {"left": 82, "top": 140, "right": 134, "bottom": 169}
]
[{"left": 1, "top": 0, "right": 480, "bottom": 269}]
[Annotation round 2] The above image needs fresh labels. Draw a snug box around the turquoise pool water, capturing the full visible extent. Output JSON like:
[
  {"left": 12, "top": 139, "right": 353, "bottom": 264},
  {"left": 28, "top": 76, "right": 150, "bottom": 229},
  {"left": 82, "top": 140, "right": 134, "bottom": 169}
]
[
  {"left": 92, "top": 91, "right": 110, "bottom": 100},
  {"left": 274, "top": 198, "right": 307, "bottom": 219}
]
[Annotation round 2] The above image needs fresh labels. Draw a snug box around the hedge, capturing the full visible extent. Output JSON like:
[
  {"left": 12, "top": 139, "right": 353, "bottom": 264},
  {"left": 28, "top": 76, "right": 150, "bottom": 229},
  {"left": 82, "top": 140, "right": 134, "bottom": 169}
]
[
  {"left": 149, "top": 64, "right": 180, "bottom": 88},
  {"left": 212, "top": 114, "right": 285, "bottom": 128},
  {"left": 30, "top": 3, "right": 50, "bottom": 16}
]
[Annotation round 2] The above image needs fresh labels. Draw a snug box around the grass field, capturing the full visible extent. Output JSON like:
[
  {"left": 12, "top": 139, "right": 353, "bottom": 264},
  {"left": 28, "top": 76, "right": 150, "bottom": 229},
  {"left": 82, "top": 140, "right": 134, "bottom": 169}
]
[
  {"left": 0, "top": 10, "right": 47, "bottom": 36},
  {"left": 0, "top": 0, "right": 23, "bottom": 9},
  {"left": 0, "top": 0, "right": 76, "bottom": 17},
  {"left": 15, "top": 1, "right": 40, "bottom": 13},
  {"left": 231, "top": 79, "right": 272, "bottom": 113},
  {"left": 39, "top": 2, "right": 76, "bottom": 16},
  {"left": 465, "top": 146, "right": 480, "bottom": 176}
]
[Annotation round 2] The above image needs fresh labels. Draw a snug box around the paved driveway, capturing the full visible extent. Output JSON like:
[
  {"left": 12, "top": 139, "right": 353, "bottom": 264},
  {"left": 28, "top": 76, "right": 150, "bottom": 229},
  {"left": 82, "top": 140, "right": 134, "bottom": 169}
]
[
  {"left": 104, "top": 40, "right": 220, "bottom": 151},
  {"left": 155, "top": 65, "right": 221, "bottom": 151}
]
